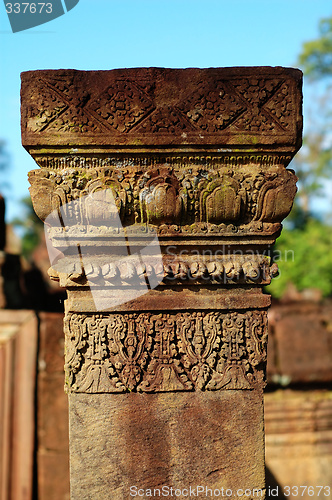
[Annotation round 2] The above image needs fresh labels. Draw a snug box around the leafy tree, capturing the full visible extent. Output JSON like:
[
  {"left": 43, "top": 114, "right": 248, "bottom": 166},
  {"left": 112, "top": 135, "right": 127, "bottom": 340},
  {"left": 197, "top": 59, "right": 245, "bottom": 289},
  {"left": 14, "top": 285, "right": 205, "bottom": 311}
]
[
  {"left": 299, "top": 17, "right": 332, "bottom": 80},
  {"left": 288, "top": 17, "right": 332, "bottom": 225},
  {"left": 11, "top": 196, "right": 43, "bottom": 258},
  {"left": 267, "top": 15, "right": 332, "bottom": 298},
  {"left": 0, "top": 140, "right": 11, "bottom": 197},
  {"left": 268, "top": 219, "right": 332, "bottom": 298}
]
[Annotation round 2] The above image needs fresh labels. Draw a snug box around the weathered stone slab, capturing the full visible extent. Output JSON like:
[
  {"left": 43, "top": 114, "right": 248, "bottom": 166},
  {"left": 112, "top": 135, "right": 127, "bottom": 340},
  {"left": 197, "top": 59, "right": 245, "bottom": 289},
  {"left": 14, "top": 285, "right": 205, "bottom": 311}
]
[
  {"left": 265, "top": 390, "right": 332, "bottom": 499},
  {"left": 268, "top": 302, "right": 332, "bottom": 385},
  {"left": 21, "top": 67, "right": 302, "bottom": 150},
  {"left": 69, "top": 391, "right": 265, "bottom": 500}
]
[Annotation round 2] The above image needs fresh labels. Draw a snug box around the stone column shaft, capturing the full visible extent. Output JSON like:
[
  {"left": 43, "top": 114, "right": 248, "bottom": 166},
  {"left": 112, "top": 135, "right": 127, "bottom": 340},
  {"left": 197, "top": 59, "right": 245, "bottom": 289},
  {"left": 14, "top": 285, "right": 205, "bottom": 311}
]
[{"left": 21, "top": 67, "right": 302, "bottom": 500}]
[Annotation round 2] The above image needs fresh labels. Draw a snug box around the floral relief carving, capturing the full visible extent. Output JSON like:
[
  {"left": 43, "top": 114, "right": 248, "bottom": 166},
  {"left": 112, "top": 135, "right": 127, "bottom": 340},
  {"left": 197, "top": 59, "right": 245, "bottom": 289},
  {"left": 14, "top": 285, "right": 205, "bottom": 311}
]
[
  {"left": 88, "top": 80, "right": 155, "bottom": 133},
  {"left": 137, "top": 314, "right": 193, "bottom": 393},
  {"left": 29, "top": 165, "right": 297, "bottom": 231},
  {"left": 208, "top": 314, "right": 252, "bottom": 390},
  {"left": 64, "top": 314, "right": 125, "bottom": 393},
  {"left": 64, "top": 310, "right": 268, "bottom": 393},
  {"left": 177, "top": 312, "right": 222, "bottom": 390},
  {"left": 178, "top": 80, "right": 246, "bottom": 132},
  {"left": 108, "top": 314, "right": 151, "bottom": 391}
]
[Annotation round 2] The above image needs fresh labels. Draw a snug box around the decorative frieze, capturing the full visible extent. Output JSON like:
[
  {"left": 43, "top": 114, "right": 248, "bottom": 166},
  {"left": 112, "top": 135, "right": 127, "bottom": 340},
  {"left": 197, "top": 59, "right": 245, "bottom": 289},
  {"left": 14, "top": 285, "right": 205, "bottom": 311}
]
[
  {"left": 32, "top": 154, "right": 294, "bottom": 171},
  {"left": 21, "top": 67, "right": 302, "bottom": 149},
  {"left": 48, "top": 254, "right": 278, "bottom": 288},
  {"left": 64, "top": 310, "right": 268, "bottom": 394},
  {"left": 29, "top": 164, "right": 297, "bottom": 230}
]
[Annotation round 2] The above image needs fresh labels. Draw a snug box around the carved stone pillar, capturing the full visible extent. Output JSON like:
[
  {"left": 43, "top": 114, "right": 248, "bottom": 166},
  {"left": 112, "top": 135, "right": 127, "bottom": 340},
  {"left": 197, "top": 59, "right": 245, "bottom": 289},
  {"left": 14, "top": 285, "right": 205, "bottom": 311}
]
[{"left": 21, "top": 67, "right": 302, "bottom": 500}]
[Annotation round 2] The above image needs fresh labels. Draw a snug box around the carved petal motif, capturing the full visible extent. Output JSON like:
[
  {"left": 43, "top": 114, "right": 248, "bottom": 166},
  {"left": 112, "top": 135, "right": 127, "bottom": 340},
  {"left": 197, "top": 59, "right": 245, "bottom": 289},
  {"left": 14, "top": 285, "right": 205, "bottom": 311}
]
[
  {"left": 29, "top": 176, "right": 54, "bottom": 223},
  {"left": 256, "top": 173, "right": 297, "bottom": 222},
  {"left": 28, "top": 165, "right": 297, "bottom": 231},
  {"left": 140, "top": 170, "right": 183, "bottom": 224},
  {"left": 200, "top": 178, "right": 244, "bottom": 223}
]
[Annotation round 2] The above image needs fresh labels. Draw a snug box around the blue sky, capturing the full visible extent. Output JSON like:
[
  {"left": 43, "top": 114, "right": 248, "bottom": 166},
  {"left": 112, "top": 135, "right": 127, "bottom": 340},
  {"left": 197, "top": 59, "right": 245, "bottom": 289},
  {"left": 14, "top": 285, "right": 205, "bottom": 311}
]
[{"left": 0, "top": 0, "right": 332, "bottom": 221}]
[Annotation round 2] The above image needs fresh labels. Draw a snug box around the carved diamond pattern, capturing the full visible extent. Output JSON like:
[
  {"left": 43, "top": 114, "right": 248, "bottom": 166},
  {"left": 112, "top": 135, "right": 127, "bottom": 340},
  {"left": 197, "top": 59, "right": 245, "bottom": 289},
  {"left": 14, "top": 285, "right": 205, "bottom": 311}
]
[
  {"left": 27, "top": 76, "right": 108, "bottom": 134},
  {"left": 24, "top": 73, "right": 297, "bottom": 137},
  {"left": 232, "top": 78, "right": 281, "bottom": 107},
  {"left": 230, "top": 78, "right": 286, "bottom": 132},
  {"left": 88, "top": 80, "right": 155, "bottom": 133},
  {"left": 25, "top": 78, "right": 69, "bottom": 132},
  {"left": 179, "top": 80, "right": 246, "bottom": 133},
  {"left": 134, "top": 106, "right": 195, "bottom": 134},
  {"left": 264, "top": 82, "right": 294, "bottom": 130}
]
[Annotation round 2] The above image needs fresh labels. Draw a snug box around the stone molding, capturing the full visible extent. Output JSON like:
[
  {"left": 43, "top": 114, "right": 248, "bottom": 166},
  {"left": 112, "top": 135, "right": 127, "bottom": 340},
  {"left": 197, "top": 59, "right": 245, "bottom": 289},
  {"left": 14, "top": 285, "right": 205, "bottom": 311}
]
[{"left": 49, "top": 254, "right": 278, "bottom": 288}]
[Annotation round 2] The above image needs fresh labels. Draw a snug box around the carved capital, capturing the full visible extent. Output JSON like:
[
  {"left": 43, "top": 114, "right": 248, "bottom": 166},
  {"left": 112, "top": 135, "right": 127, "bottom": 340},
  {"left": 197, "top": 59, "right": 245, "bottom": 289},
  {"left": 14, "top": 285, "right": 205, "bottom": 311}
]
[{"left": 21, "top": 67, "right": 302, "bottom": 394}]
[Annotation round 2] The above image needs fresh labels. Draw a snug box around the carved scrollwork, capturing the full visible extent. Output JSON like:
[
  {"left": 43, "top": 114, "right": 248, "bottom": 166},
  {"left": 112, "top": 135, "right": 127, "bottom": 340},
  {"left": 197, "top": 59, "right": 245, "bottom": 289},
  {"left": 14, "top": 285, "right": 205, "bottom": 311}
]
[{"left": 64, "top": 310, "right": 268, "bottom": 394}]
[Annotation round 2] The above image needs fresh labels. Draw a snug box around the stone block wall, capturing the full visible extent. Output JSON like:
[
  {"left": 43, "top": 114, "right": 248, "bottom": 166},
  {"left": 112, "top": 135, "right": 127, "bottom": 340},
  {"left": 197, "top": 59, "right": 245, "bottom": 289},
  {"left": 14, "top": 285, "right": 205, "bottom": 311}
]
[
  {"left": 0, "top": 310, "right": 38, "bottom": 500},
  {"left": 37, "top": 313, "right": 70, "bottom": 500}
]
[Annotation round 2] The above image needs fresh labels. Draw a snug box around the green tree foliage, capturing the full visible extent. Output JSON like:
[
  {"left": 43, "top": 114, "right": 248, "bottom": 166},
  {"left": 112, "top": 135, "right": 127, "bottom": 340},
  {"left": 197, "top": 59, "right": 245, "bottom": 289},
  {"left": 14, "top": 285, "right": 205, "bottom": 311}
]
[
  {"left": 292, "top": 16, "right": 332, "bottom": 223},
  {"left": 268, "top": 219, "right": 332, "bottom": 298},
  {"left": 12, "top": 196, "right": 43, "bottom": 258},
  {"left": 267, "top": 16, "right": 332, "bottom": 298},
  {"left": 299, "top": 17, "right": 332, "bottom": 80}
]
